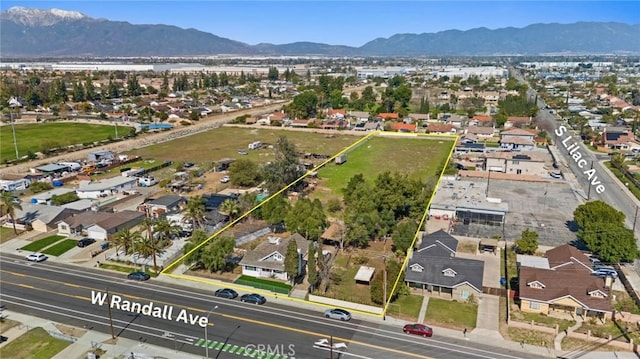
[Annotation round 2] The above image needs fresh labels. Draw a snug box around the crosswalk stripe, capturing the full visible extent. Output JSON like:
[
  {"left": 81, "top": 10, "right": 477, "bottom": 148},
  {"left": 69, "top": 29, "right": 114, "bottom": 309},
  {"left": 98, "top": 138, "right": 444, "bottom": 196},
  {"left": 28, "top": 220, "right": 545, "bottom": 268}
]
[
  {"left": 222, "top": 343, "right": 232, "bottom": 352},
  {"left": 229, "top": 345, "right": 239, "bottom": 353},
  {"left": 215, "top": 342, "right": 224, "bottom": 350},
  {"left": 208, "top": 340, "right": 218, "bottom": 349},
  {"left": 195, "top": 338, "right": 205, "bottom": 346},
  {"left": 235, "top": 346, "right": 245, "bottom": 355}
]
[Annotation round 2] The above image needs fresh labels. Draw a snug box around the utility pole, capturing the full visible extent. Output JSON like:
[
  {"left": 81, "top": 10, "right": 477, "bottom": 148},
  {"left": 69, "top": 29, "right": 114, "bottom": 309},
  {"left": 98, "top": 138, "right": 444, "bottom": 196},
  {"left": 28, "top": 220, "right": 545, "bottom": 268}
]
[
  {"left": 9, "top": 105, "right": 19, "bottom": 160},
  {"left": 587, "top": 161, "right": 594, "bottom": 201},
  {"left": 633, "top": 206, "right": 639, "bottom": 233},
  {"left": 382, "top": 256, "right": 387, "bottom": 321},
  {"left": 485, "top": 169, "right": 491, "bottom": 197},
  {"left": 106, "top": 288, "right": 115, "bottom": 339},
  {"left": 329, "top": 335, "right": 333, "bottom": 359}
]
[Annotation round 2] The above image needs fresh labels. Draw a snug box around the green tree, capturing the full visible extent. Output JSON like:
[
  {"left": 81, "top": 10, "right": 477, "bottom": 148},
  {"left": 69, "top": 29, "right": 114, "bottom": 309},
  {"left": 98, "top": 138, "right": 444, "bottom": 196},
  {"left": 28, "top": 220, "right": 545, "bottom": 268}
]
[
  {"left": 287, "top": 90, "right": 318, "bottom": 119},
  {"left": 284, "top": 237, "right": 300, "bottom": 283},
  {"left": 370, "top": 259, "right": 403, "bottom": 305},
  {"left": 183, "top": 229, "right": 209, "bottom": 267},
  {"left": 392, "top": 220, "right": 418, "bottom": 254},
  {"left": 219, "top": 199, "right": 241, "bottom": 222},
  {"left": 0, "top": 192, "right": 22, "bottom": 235},
  {"left": 268, "top": 67, "right": 279, "bottom": 81},
  {"left": 228, "top": 159, "right": 262, "bottom": 187},
  {"left": 201, "top": 236, "right": 235, "bottom": 272},
  {"left": 262, "top": 136, "right": 304, "bottom": 194},
  {"left": 260, "top": 194, "right": 290, "bottom": 225},
  {"left": 307, "top": 242, "right": 318, "bottom": 290},
  {"left": 127, "top": 74, "right": 142, "bottom": 97},
  {"left": 515, "top": 229, "right": 539, "bottom": 254},
  {"left": 285, "top": 198, "right": 327, "bottom": 241},
  {"left": 189, "top": 110, "right": 200, "bottom": 121},
  {"left": 50, "top": 192, "right": 79, "bottom": 206},
  {"left": 113, "top": 228, "right": 142, "bottom": 258},
  {"left": 184, "top": 196, "right": 207, "bottom": 228},
  {"left": 72, "top": 81, "right": 85, "bottom": 102},
  {"left": 574, "top": 200, "right": 625, "bottom": 230},
  {"left": 85, "top": 78, "right": 96, "bottom": 101}
]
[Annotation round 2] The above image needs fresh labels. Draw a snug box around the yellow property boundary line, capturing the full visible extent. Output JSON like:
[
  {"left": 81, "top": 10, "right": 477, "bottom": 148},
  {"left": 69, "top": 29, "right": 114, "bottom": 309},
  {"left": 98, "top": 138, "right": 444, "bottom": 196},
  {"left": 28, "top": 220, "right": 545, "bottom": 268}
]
[{"left": 161, "top": 130, "right": 458, "bottom": 319}]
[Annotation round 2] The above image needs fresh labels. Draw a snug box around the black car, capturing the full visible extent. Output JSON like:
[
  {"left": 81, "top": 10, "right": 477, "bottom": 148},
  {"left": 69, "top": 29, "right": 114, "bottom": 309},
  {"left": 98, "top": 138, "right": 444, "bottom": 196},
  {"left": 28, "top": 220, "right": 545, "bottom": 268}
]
[
  {"left": 77, "top": 238, "right": 96, "bottom": 247},
  {"left": 214, "top": 288, "right": 238, "bottom": 299},
  {"left": 127, "top": 271, "right": 151, "bottom": 281},
  {"left": 240, "top": 293, "right": 266, "bottom": 305}
]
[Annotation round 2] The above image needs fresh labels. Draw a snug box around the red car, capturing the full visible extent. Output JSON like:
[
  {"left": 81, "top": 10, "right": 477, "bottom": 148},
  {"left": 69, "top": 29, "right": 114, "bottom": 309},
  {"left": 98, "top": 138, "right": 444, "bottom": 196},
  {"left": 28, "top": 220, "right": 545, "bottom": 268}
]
[{"left": 403, "top": 323, "right": 433, "bottom": 337}]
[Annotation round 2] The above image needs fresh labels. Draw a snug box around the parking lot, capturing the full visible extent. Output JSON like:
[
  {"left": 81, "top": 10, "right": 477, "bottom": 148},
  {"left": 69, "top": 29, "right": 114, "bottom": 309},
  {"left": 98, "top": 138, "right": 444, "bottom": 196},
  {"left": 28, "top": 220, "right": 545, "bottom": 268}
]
[{"left": 453, "top": 179, "right": 582, "bottom": 246}]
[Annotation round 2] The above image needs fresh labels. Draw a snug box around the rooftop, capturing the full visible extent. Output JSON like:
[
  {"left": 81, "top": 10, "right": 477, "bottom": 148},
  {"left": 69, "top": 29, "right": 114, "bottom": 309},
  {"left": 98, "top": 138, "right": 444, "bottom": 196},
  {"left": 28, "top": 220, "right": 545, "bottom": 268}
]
[{"left": 430, "top": 178, "right": 508, "bottom": 215}]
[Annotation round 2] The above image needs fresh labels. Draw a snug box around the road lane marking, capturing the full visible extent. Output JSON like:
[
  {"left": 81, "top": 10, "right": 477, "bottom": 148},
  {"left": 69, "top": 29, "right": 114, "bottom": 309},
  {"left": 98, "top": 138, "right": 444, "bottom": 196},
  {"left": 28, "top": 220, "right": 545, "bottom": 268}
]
[{"left": 64, "top": 283, "right": 81, "bottom": 288}]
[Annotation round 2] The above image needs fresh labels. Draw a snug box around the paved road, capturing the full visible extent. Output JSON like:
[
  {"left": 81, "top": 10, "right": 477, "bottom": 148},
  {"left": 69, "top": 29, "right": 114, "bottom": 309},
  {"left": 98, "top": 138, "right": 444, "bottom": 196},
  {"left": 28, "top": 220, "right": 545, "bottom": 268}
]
[{"left": 0, "top": 253, "right": 547, "bottom": 359}]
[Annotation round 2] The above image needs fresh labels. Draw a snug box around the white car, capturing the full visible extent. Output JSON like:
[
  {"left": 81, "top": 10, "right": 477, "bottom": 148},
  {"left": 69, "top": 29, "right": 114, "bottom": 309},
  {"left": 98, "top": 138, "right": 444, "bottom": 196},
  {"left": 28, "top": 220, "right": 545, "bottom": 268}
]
[
  {"left": 220, "top": 176, "right": 230, "bottom": 183},
  {"left": 26, "top": 253, "right": 48, "bottom": 262}
]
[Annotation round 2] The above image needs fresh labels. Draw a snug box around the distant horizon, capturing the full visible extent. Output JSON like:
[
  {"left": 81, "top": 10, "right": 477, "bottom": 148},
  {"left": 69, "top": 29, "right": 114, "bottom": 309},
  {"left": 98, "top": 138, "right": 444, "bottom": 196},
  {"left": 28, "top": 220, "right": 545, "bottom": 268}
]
[{"left": 1, "top": 1, "right": 639, "bottom": 47}]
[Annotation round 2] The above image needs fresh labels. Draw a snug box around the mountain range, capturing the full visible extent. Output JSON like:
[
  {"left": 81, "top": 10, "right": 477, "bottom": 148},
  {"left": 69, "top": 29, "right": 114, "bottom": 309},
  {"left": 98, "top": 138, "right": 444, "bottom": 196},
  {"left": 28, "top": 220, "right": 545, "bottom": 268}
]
[{"left": 1, "top": 6, "right": 639, "bottom": 57}]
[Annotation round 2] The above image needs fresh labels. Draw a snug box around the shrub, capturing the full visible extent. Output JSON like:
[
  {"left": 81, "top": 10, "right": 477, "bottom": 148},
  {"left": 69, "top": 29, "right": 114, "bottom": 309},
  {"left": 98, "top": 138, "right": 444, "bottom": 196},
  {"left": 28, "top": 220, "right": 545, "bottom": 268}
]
[{"left": 30, "top": 181, "right": 53, "bottom": 194}]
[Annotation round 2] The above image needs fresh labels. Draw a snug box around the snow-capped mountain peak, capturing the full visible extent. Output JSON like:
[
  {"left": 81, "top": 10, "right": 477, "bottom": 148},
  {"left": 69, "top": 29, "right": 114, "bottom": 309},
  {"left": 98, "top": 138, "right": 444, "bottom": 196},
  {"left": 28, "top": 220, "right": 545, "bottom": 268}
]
[{"left": 1, "top": 6, "right": 87, "bottom": 26}]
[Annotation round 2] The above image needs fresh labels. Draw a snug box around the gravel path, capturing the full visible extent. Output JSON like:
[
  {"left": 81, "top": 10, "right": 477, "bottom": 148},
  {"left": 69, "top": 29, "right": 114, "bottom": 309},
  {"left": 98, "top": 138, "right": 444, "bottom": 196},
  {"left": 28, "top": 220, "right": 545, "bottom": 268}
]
[{"left": 0, "top": 102, "right": 288, "bottom": 176}]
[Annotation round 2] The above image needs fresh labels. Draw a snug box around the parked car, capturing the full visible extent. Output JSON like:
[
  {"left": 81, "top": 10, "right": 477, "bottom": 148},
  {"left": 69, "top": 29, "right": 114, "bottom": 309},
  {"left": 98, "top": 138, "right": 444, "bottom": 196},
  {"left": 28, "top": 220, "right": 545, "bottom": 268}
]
[
  {"left": 403, "top": 323, "right": 433, "bottom": 337},
  {"left": 25, "top": 253, "right": 48, "bottom": 262},
  {"left": 214, "top": 288, "right": 238, "bottom": 299},
  {"left": 127, "top": 271, "right": 151, "bottom": 281},
  {"left": 592, "top": 268, "right": 618, "bottom": 279},
  {"left": 589, "top": 256, "right": 601, "bottom": 266},
  {"left": 324, "top": 308, "right": 351, "bottom": 321},
  {"left": 77, "top": 238, "right": 96, "bottom": 247},
  {"left": 240, "top": 293, "right": 266, "bottom": 305},
  {"left": 220, "top": 176, "right": 230, "bottom": 183}
]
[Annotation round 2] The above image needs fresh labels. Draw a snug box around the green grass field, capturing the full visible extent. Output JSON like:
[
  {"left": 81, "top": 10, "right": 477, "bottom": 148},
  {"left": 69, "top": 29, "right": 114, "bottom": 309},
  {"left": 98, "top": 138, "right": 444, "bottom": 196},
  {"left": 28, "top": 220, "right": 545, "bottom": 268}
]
[
  {"left": 20, "top": 235, "right": 65, "bottom": 252},
  {"left": 425, "top": 297, "right": 478, "bottom": 329},
  {"left": 386, "top": 294, "right": 424, "bottom": 321},
  {"left": 42, "top": 239, "right": 77, "bottom": 256},
  {"left": 127, "top": 126, "right": 362, "bottom": 164},
  {"left": 0, "top": 327, "right": 71, "bottom": 359},
  {"left": 234, "top": 275, "right": 292, "bottom": 294},
  {"left": 317, "top": 136, "right": 454, "bottom": 193},
  {"left": 0, "top": 122, "right": 118, "bottom": 162},
  {"left": 0, "top": 227, "right": 19, "bottom": 244}
]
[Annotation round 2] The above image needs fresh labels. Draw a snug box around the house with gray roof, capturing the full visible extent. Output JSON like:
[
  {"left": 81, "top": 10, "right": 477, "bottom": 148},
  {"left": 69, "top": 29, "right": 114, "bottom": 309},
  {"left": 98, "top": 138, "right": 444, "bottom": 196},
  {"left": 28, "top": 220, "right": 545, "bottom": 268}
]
[
  {"left": 142, "top": 195, "right": 186, "bottom": 218},
  {"left": 75, "top": 177, "right": 138, "bottom": 199},
  {"left": 57, "top": 210, "right": 145, "bottom": 240},
  {"left": 405, "top": 229, "right": 484, "bottom": 301},
  {"left": 9, "top": 204, "right": 78, "bottom": 233},
  {"left": 239, "top": 233, "right": 310, "bottom": 282}
]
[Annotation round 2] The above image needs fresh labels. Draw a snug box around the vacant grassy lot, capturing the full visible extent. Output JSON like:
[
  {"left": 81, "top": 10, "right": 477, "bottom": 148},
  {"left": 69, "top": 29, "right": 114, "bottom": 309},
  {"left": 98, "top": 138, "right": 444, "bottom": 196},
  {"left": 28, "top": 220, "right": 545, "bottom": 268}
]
[
  {"left": 317, "top": 136, "right": 454, "bottom": 193},
  {"left": 0, "top": 227, "right": 19, "bottom": 244},
  {"left": 507, "top": 327, "right": 555, "bottom": 348},
  {"left": 0, "top": 123, "right": 117, "bottom": 162},
  {"left": 42, "top": 239, "right": 77, "bottom": 256},
  {"left": 99, "top": 262, "right": 158, "bottom": 276},
  {"left": 424, "top": 297, "right": 478, "bottom": 330},
  {"left": 0, "top": 327, "right": 71, "bottom": 359},
  {"left": 234, "top": 275, "right": 292, "bottom": 294},
  {"left": 127, "top": 126, "right": 362, "bottom": 164},
  {"left": 20, "top": 235, "right": 65, "bottom": 252}
]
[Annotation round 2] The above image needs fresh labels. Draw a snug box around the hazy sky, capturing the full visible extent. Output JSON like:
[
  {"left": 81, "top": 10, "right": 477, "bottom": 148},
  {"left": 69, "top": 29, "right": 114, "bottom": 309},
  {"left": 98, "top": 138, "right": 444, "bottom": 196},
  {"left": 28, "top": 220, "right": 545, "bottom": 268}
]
[{"left": 3, "top": 1, "right": 639, "bottom": 47}]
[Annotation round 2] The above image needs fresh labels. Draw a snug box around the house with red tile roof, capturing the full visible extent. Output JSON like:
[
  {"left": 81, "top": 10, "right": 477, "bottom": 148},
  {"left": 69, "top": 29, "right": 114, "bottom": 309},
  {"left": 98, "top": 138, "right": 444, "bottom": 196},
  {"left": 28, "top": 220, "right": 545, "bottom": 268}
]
[
  {"left": 290, "top": 119, "right": 316, "bottom": 128},
  {"left": 470, "top": 115, "right": 494, "bottom": 127},
  {"left": 378, "top": 112, "right": 399, "bottom": 120},
  {"left": 391, "top": 122, "right": 416, "bottom": 132},
  {"left": 601, "top": 127, "right": 640, "bottom": 151},
  {"left": 518, "top": 244, "right": 613, "bottom": 321},
  {"left": 327, "top": 109, "right": 346, "bottom": 119}
]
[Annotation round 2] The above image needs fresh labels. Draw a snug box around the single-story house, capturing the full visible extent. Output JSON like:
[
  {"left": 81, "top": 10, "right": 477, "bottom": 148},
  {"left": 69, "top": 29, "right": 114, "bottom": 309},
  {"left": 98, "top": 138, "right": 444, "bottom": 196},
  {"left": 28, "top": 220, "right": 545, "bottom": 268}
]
[
  {"left": 405, "top": 230, "right": 484, "bottom": 301},
  {"left": 518, "top": 244, "right": 613, "bottom": 320},
  {"left": 75, "top": 176, "right": 138, "bottom": 199},
  {"left": 239, "top": 233, "right": 310, "bottom": 281},
  {"left": 8, "top": 204, "right": 77, "bottom": 232},
  {"left": 466, "top": 126, "right": 496, "bottom": 139},
  {"left": 142, "top": 195, "right": 187, "bottom": 218},
  {"left": 57, "top": 210, "right": 145, "bottom": 240},
  {"left": 30, "top": 188, "right": 77, "bottom": 205}
]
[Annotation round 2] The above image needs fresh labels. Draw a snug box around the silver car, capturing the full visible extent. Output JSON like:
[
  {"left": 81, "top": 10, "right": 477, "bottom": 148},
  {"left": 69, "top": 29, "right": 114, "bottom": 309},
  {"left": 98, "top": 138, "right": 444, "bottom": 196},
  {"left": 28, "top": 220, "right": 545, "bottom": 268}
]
[{"left": 324, "top": 308, "right": 351, "bottom": 321}]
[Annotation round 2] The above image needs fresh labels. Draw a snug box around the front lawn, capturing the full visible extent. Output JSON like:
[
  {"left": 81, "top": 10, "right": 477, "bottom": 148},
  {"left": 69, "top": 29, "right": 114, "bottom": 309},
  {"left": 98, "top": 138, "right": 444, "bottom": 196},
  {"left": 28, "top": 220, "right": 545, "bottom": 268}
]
[
  {"left": 0, "top": 327, "right": 71, "bottom": 359},
  {"left": 20, "top": 235, "right": 65, "bottom": 252},
  {"left": 507, "top": 327, "right": 555, "bottom": 347},
  {"left": 42, "top": 239, "right": 77, "bottom": 256},
  {"left": 424, "top": 297, "right": 477, "bottom": 330},
  {"left": 0, "top": 227, "right": 19, "bottom": 244},
  {"left": 386, "top": 294, "right": 423, "bottom": 321},
  {"left": 99, "top": 262, "right": 158, "bottom": 277},
  {"left": 234, "top": 275, "right": 292, "bottom": 294}
]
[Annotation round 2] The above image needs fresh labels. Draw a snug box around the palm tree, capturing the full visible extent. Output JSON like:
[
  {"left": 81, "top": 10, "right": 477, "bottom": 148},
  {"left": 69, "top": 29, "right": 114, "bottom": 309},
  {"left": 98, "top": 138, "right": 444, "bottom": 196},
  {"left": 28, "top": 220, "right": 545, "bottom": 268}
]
[
  {"left": 0, "top": 192, "right": 22, "bottom": 235},
  {"left": 138, "top": 233, "right": 166, "bottom": 274},
  {"left": 219, "top": 199, "right": 240, "bottom": 222},
  {"left": 113, "top": 228, "right": 143, "bottom": 261},
  {"left": 184, "top": 196, "right": 206, "bottom": 229}
]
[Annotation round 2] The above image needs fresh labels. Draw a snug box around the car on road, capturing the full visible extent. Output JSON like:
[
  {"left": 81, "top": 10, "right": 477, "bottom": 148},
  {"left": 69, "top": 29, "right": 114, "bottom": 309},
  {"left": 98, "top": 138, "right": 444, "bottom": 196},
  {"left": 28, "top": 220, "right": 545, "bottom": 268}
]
[
  {"left": 127, "top": 271, "right": 151, "bottom": 281},
  {"left": 25, "top": 253, "right": 48, "bottom": 262},
  {"left": 240, "top": 293, "right": 266, "bottom": 305},
  {"left": 403, "top": 323, "right": 433, "bottom": 337},
  {"left": 214, "top": 288, "right": 238, "bottom": 299},
  {"left": 324, "top": 308, "right": 351, "bottom": 321},
  {"left": 77, "top": 238, "right": 96, "bottom": 247},
  {"left": 220, "top": 175, "right": 230, "bottom": 183}
]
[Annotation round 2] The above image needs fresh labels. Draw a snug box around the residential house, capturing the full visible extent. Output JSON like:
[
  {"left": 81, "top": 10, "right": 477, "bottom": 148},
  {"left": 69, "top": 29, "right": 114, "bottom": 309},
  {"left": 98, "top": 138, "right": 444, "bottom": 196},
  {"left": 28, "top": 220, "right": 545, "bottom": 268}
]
[
  {"left": 601, "top": 127, "right": 639, "bottom": 151},
  {"left": 354, "top": 122, "right": 382, "bottom": 132},
  {"left": 320, "top": 119, "right": 346, "bottom": 130},
  {"left": 8, "top": 204, "right": 77, "bottom": 232},
  {"left": 426, "top": 124, "right": 458, "bottom": 135},
  {"left": 290, "top": 119, "right": 316, "bottom": 128},
  {"left": 378, "top": 113, "right": 399, "bottom": 121},
  {"left": 327, "top": 109, "right": 346, "bottom": 119},
  {"left": 391, "top": 122, "right": 417, "bottom": 132},
  {"left": 499, "top": 128, "right": 536, "bottom": 151},
  {"left": 454, "top": 142, "right": 486, "bottom": 155},
  {"left": 504, "top": 116, "right": 532, "bottom": 129},
  {"left": 518, "top": 244, "right": 613, "bottom": 320},
  {"left": 75, "top": 176, "right": 138, "bottom": 199},
  {"left": 484, "top": 152, "right": 548, "bottom": 177},
  {"left": 466, "top": 126, "right": 496, "bottom": 140},
  {"left": 405, "top": 230, "right": 484, "bottom": 301},
  {"left": 348, "top": 111, "right": 370, "bottom": 124},
  {"left": 141, "top": 195, "right": 187, "bottom": 218},
  {"left": 239, "top": 233, "right": 310, "bottom": 281},
  {"left": 30, "top": 188, "right": 77, "bottom": 205},
  {"left": 470, "top": 115, "right": 494, "bottom": 127},
  {"left": 57, "top": 210, "right": 145, "bottom": 240}
]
